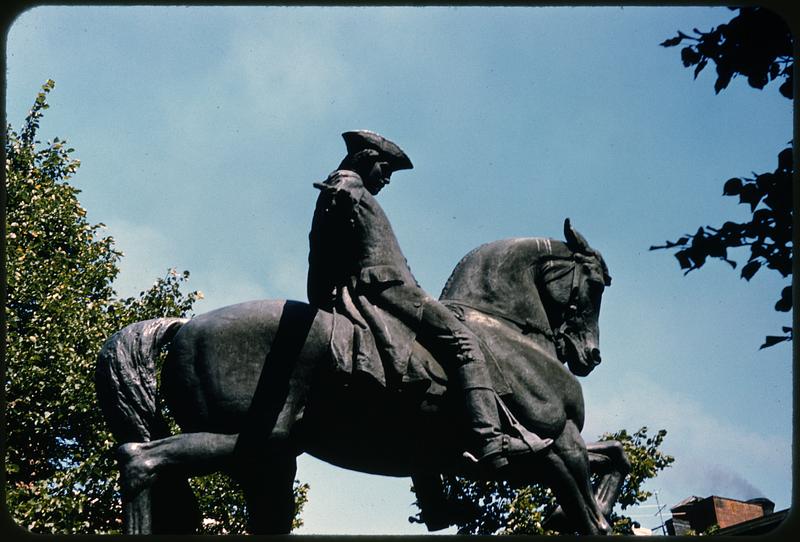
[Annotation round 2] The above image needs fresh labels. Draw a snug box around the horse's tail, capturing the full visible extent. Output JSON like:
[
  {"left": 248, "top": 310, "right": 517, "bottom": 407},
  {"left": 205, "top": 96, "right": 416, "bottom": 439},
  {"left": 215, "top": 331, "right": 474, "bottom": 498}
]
[
  {"left": 96, "top": 317, "right": 202, "bottom": 533},
  {"left": 95, "top": 317, "right": 188, "bottom": 444}
]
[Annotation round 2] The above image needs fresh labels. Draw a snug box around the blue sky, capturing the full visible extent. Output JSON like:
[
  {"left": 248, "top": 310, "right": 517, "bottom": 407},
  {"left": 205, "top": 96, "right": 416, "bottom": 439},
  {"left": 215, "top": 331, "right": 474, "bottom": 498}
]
[{"left": 5, "top": 5, "right": 793, "bottom": 534}]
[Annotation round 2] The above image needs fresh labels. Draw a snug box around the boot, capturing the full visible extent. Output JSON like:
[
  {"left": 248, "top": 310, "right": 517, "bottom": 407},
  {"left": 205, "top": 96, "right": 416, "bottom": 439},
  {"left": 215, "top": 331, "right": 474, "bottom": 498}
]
[{"left": 462, "top": 387, "right": 552, "bottom": 472}]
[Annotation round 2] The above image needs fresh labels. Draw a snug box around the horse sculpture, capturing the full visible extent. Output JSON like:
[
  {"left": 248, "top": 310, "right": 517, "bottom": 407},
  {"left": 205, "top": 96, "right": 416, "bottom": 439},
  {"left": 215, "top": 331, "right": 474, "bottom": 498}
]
[{"left": 96, "top": 219, "right": 630, "bottom": 535}]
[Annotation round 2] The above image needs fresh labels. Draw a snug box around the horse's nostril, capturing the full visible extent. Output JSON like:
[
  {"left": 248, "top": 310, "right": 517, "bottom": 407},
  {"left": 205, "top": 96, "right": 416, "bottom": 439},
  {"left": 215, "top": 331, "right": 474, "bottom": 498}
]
[{"left": 590, "top": 348, "right": 602, "bottom": 364}]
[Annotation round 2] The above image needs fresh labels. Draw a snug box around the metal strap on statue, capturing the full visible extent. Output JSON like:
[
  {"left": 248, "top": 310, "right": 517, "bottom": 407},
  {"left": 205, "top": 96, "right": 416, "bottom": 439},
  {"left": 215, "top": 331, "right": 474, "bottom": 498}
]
[
  {"left": 440, "top": 298, "right": 554, "bottom": 340},
  {"left": 550, "top": 258, "right": 583, "bottom": 361}
]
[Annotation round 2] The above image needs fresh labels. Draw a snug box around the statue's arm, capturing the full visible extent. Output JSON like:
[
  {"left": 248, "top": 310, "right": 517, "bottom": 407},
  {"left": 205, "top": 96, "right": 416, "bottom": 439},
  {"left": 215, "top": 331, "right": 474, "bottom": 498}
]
[{"left": 307, "top": 172, "right": 364, "bottom": 310}]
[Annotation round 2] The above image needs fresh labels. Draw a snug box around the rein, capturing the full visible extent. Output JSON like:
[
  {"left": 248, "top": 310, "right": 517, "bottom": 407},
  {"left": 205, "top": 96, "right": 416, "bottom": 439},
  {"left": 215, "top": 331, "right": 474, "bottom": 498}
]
[
  {"left": 441, "top": 299, "right": 555, "bottom": 340},
  {"left": 542, "top": 258, "right": 583, "bottom": 359}
]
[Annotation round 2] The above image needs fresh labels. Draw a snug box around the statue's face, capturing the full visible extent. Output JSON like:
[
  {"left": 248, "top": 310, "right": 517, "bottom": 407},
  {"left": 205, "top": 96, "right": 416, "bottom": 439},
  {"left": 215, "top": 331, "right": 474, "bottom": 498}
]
[{"left": 363, "top": 160, "right": 392, "bottom": 195}]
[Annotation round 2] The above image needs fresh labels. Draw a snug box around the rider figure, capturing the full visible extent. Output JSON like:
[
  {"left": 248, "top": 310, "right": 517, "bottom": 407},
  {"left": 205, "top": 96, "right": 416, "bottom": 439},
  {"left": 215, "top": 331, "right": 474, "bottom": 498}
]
[{"left": 307, "top": 130, "right": 552, "bottom": 472}]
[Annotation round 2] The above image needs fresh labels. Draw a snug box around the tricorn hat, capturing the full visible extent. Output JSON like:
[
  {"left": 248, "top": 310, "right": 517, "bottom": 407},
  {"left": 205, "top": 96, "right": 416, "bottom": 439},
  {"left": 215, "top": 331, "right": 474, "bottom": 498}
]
[{"left": 341, "top": 130, "right": 413, "bottom": 171}]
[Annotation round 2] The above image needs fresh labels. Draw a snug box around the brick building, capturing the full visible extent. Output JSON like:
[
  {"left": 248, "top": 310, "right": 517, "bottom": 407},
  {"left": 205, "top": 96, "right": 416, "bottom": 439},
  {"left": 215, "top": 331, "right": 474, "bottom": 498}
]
[{"left": 665, "top": 495, "right": 785, "bottom": 535}]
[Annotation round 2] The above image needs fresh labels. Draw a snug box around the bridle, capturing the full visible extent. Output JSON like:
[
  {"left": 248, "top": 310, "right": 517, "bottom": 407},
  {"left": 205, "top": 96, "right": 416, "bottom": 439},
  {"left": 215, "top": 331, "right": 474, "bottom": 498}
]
[
  {"left": 542, "top": 256, "right": 585, "bottom": 358},
  {"left": 443, "top": 255, "right": 588, "bottom": 354}
]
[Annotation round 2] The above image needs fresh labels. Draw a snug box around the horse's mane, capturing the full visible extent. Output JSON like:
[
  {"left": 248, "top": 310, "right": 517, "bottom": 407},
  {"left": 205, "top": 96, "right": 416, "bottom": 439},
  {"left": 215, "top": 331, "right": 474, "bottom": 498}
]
[
  {"left": 437, "top": 237, "right": 582, "bottom": 338},
  {"left": 439, "top": 242, "right": 487, "bottom": 299},
  {"left": 439, "top": 237, "right": 571, "bottom": 300}
]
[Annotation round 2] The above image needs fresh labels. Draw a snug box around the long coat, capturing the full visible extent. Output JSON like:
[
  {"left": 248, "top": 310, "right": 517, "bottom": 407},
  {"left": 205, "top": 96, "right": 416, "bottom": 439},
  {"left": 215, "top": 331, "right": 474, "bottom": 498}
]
[{"left": 307, "top": 170, "right": 426, "bottom": 388}]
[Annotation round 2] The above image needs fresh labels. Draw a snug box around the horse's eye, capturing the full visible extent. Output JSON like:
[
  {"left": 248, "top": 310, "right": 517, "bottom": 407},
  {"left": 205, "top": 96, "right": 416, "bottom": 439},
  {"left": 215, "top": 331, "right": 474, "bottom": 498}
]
[{"left": 588, "top": 279, "right": 604, "bottom": 293}]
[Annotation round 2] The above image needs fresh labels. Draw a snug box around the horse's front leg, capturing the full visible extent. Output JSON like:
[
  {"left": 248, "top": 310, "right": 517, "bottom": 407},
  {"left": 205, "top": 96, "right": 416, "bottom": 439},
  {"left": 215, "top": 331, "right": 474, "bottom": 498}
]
[{"left": 117, "top": 432, "right": 239, "bottom": 534}]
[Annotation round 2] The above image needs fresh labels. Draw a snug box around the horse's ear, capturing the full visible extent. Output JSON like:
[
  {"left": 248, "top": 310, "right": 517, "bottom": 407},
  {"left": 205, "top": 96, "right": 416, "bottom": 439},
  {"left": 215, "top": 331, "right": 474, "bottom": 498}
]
[{"left": 564, "top": 218, "right": 590, "bottom": 254}]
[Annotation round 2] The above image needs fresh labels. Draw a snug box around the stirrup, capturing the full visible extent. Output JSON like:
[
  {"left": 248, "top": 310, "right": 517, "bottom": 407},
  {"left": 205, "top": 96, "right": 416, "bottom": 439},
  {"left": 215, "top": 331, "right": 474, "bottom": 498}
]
[
  {"left": 463, "top": 433, "right": 552, "bottom": 470},
  {"left": 462, "top": 449, "right": 510, "bottom": 471}
]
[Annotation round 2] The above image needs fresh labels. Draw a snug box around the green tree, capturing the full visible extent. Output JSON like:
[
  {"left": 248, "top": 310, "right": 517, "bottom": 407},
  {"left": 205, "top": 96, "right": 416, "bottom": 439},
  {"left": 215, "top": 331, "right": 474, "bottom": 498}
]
[
  {"left": 4, "top": 81, "right": 307, "bottom": 533},
  {"left": 410, "top": 426, "right": 674, "bottom": 535},
  {"left": 652, "top": 7, "right": 793, "bottom": 349}
]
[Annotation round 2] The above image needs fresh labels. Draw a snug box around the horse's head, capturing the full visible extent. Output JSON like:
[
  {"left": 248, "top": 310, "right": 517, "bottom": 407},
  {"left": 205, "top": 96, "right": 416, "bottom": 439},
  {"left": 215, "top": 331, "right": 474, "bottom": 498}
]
[
  {"left": 439, "top": 221, "right": 610, "bottom": 377},
  {"left": 538, "top": 219, "right": 611, "bottom": 377}
]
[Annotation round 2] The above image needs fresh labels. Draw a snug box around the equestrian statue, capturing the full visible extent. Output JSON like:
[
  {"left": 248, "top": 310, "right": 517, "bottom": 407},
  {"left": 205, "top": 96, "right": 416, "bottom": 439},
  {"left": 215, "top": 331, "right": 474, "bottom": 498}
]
[{"left": 96, "top": 131, "right": 630, "bottom": 535}]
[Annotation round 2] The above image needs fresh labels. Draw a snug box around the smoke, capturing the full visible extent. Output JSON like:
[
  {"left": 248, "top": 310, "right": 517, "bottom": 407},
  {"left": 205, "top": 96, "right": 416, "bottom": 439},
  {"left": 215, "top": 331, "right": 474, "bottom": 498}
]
[{"left": 703, "top": 464, "right": 764, "bottom": 501}]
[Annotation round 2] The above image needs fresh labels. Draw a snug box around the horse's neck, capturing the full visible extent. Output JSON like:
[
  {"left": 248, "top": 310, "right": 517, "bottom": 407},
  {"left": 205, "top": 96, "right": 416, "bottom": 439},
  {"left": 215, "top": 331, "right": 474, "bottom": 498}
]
[{"left": 440, "top": 238, "right": 553, "bottom": 338}]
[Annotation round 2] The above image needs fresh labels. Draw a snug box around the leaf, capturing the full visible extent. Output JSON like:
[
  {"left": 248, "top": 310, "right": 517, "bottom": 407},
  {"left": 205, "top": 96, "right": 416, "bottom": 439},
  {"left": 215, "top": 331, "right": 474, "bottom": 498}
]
[
  {"left": 779, "top": 77, "right": 793, "bottom": 99},
  {"left": 714, "top": 67, "right": 734, "bottom": 94},
  {"left": 693, "top": 58, "right": 708, "bottom": 79},
  {"left": 760, "top": 335, "right": 790, "bottom": 349},
  {"left": 722, "top": 177, "right": 742, "bottom": 195},
  {"left": 777, "top": 147, "right": 792, "bottom": 171},
  {"left": 740, "top": 260, "right": 761, "bottom": 281},
  {"left": 675, "top": 251, "right": 693, "bottom": 270},
  {"left": 747, "top": 72, "right": 768, "bottom": 89},
  {"left": 775, "top": 286, "right": 792, "bottom": 312},
  {"left": 738, "top": 183, "right": 762, "bottom": 211},
  {"left": 769, "top": 62, "right": 780, "bottom": 80},
  {"left": 660, "top": 35, "right": 684, "bottom": 47},
  {"left": 680, "top": 46, "right": 701, "bottom": 67}
]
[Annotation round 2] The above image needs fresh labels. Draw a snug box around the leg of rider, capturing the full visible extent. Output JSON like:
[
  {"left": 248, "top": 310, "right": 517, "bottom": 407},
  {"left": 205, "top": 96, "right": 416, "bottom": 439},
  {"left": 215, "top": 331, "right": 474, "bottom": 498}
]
[{"left": 417, "top": 299, "right": 551, "bottom": 469}]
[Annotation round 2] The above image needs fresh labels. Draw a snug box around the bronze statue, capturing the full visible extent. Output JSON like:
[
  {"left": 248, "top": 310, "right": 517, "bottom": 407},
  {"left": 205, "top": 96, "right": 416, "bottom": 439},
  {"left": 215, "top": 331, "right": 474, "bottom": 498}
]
[
  {"left": 96, "top": 131, "right": 629, "bottom": 535},
  {"left": 306, "top": 131, "right": 551, "bottom": 472}
]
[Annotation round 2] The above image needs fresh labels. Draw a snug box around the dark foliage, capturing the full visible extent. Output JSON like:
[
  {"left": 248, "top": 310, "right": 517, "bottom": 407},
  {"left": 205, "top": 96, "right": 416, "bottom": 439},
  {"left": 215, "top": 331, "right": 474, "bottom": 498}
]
[
  {"left": 660, "top": 7, "right": 792, "bottom": 98},
  {"left": 655, "top": 7, "right": 793, "bottom": 348}
]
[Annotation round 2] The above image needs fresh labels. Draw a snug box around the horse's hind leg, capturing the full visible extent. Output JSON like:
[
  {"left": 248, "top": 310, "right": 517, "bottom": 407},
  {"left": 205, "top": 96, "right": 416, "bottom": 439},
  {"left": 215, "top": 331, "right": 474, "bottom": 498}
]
[{"left": 117, "top": 432, "right": 238, "bottom": 534}]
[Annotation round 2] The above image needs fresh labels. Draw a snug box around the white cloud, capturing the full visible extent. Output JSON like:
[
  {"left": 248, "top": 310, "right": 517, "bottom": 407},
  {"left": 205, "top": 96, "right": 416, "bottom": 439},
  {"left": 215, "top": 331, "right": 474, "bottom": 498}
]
[
  {"left": 260, "top": 258, "right": 307, "bottom": 302},
  {"left": 582, "top": 372, "right": 791, "bottom": 509},
  {"left": 107, "top": 217, "right": 270, "bottom": 312},
  {"left": 222, "top": 18, "right": 357, "bottom": 124}
]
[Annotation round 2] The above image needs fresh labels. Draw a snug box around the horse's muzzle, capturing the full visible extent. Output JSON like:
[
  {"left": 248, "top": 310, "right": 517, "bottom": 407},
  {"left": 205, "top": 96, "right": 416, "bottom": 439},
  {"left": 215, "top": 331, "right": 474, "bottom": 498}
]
[{"left": 589, "top": 348, "right": 602, "bottom": 366}]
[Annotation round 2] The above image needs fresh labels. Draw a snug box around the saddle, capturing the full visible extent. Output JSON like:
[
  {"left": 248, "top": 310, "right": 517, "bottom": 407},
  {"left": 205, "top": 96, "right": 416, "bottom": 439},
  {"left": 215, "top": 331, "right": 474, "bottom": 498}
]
[{"left": 326, "top": 304, "right": 512, "bottom": 398}]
